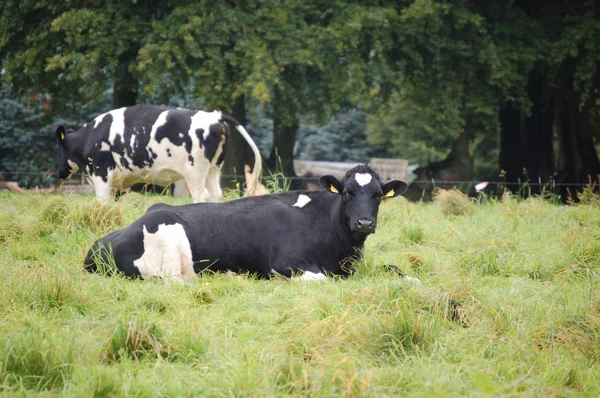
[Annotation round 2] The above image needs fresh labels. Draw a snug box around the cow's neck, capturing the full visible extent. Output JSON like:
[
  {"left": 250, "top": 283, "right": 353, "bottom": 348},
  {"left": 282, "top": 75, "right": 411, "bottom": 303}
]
[
  {"left": 329, "top": 196, "right": 365, "bottom": 261},
  {"left": 66, "top": 130, "right": 88, "bottom": 168}
]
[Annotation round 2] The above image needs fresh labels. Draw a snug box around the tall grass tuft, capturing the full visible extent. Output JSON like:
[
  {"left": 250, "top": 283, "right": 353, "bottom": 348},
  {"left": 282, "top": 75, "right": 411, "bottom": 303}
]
[
  {"left": 435, "top": 188, "right": 475, "bottom": 216},
  {"left": 102, "top": 319, "right": 171, "bottom": 363},
  {"left": 34, "top": 273, "right": 81, "bottom": 313},
  {"left": 263, "top": 170, "right": 291, "bottom": 194},
  {"left": 41, "top": 196, "right": 124, "bottom": 231},
  {"left": 1, "top": 328, "right": 73, "bottom": 390}
]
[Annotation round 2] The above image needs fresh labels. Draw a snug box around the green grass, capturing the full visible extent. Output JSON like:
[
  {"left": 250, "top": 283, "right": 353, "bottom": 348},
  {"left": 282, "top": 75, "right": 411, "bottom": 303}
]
[{"left": 0, "top": 190, "right": 599, "bottom": 396}]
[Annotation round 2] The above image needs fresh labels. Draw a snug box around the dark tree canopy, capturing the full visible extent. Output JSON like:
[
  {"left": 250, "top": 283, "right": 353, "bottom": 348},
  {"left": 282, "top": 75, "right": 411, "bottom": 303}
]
[{"left": 1, "top": 0, "right": 599, "bottom": 196}]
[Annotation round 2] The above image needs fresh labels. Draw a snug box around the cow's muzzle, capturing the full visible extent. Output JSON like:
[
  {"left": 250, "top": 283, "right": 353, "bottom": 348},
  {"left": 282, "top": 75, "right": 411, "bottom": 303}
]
[{"left": 354, "top": 218, "right": 375, "bottom": 234}]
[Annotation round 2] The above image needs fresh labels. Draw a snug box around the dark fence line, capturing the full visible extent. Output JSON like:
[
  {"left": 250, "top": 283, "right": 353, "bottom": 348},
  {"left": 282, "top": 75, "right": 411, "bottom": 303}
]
[{"left": 2, "top": 170, "right": 598, "bottom": 188}]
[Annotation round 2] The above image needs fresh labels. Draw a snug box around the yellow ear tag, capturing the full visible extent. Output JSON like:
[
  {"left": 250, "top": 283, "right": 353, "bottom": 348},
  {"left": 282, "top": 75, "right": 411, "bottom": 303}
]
[
  {"left": 60, "top": 132, "right": 65, "bottom": 141},
  {"left": 385, "top": 189, "right": 395, "bottom": 198},
  {"left": 330, "top": 185, "right": 339, "bottom": 194}
]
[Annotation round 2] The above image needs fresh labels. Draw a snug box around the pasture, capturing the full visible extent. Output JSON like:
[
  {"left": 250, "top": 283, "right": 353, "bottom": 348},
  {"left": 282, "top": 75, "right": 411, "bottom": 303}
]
[{"left": 0, "top": 190, "right": 599, "bottom": 396}]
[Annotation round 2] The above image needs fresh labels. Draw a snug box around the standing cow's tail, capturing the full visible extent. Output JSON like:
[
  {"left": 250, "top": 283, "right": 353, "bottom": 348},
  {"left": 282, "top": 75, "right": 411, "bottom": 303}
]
[{"left": 221, "top": 115, "right": 263, "bottom": 196}]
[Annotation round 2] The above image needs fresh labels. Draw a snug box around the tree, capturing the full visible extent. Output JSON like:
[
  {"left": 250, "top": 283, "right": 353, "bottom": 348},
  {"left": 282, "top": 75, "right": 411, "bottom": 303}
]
[
  {"left": 137, "top": 1, "right": 407, "bottom": 184},
  {"left": 297, "top": 109, "right": 371, "bottom": 162},
  {"left": 0, "top": 88, "right": 110, "bottom": 187},
  {"left": 498, "top": 0, "right": 600, "bottom": 198}
]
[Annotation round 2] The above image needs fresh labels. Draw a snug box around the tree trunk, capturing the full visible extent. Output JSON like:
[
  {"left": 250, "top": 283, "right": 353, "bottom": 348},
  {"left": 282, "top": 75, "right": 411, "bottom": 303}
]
[
  {"left": 404, "top": 121, "right": 474, "bottom": 201},
  {"left": 268, "top": 85, "right": 302, "bottom": 189},
  {"left": 112, "top": 47, "right": 138, "bottom": 109},
  {"left": 499, "top": 69, "right": 555, "bottom": 194},
  {"left": 524, "top": 70, "right": 554, "bottom": 185},
  {"left": 499, "top": 102, "right": 526, "bottom": 188}
]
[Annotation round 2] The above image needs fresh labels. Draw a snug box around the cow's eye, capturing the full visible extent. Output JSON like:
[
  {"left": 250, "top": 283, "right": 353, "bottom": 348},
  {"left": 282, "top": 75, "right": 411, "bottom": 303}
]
[
  {"left": 344, "top": 191, "right": 354, "bottom": 198},
  {"left": 372, "top": 193, "right": 382, "bottom": 200}
]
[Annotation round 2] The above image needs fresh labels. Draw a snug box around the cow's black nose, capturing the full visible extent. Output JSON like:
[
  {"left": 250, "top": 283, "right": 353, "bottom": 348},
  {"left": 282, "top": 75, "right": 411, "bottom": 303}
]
[{"left": 355, "top": 218, "right": 374, "bottom": 233}]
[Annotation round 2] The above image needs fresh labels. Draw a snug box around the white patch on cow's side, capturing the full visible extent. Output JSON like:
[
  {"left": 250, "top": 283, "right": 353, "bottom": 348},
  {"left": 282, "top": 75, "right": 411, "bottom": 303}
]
[
  {"left": 298, "top": 271, "right": 327, "bottom": 281},
  {"left": 107, "top": 107, "right": 127, "bottom": 146},
  {"left": 130, "top": 134, "right": 136, "bottom": 152},
  {"left": 93, "top": 113, "right": 108, "bottom": 128},
  {"left": 100, "top": 142, "right": 111, "bottom": 151},
  {"left": 292, "top": 194, "right": 312, "bottom": 208},
  {"left": 150, "top": 110, "right": 170, "bottom": 142},
  {"left": 133, "top": 223, "right": 194, "bottom": 281},
  {"left": 354, "top": 173, "right": 373, "bottom": 186},
  {"left": 189, "top": 110, "right": 222, "bottom": 140}
]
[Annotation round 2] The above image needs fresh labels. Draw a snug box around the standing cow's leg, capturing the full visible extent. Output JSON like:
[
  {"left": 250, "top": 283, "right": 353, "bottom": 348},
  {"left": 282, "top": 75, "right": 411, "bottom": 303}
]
[
  {"left": 91, "top": 173, "right": 114, "bottom": 203},
  {"left": 205, "top": 165, "right": 223, "bottom": 201},
  {"left": 183, "top": 169, "right": 209, "bottom": 203}
]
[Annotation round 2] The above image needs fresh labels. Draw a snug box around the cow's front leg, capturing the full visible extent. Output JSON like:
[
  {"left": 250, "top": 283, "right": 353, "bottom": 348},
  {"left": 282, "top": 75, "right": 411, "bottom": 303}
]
[
  {"left": 91, "top": 173, "right": 114, "bottom": 203},
  {"left": 296, "top": 265, "right": 327, "bottom": 281},
  {"left": 270, "top": 255, "right": 327, "bottom": 281}
]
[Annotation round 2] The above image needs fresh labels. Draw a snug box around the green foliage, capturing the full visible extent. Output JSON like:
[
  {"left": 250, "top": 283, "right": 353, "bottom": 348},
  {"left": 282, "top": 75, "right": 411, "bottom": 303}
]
[
  {"left": 0, "top": 94, "right": 55, "bottom": 187},
  {"left": 0, "top": 88, "right": 112, "bottom": 187},
  {"left": 297, "top": 109, "right": 371, "bottom": 162},
  {"left": 1, "top": 0, "right": 599, "bottom": 185}
]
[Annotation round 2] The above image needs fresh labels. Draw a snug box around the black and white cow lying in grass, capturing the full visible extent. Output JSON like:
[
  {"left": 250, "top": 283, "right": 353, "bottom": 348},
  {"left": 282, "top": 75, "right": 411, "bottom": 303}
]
[
  {"left": 84, "top": 165, "right": 408, "bottom": 281},
  {"left": 55, "top": 104, "right": 262, "bottom": 203}
]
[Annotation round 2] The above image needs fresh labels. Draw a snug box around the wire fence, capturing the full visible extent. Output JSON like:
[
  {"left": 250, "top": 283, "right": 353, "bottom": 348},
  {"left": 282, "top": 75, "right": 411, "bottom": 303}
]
[{"left": 2, "top": 170, "right": 598, "bottom": 188}]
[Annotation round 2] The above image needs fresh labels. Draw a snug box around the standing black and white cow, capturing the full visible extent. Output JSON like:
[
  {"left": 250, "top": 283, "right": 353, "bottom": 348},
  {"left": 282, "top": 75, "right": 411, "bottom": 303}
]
[
  {"left": 84, "top": 165, "right": 408, "bottom": 281},
  {"left": 55, "top": 104, "right": 262, "bottom": 202}
]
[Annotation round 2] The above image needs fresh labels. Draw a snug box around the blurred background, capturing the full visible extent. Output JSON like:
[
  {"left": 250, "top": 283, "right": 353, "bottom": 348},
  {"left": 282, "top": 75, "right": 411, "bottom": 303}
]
[{"left": 1, "top": 0, "right": 599, "bottom": 200}]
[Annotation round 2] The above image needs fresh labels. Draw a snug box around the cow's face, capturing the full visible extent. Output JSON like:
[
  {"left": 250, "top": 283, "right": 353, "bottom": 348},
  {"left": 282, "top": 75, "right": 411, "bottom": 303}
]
[
  {"left": 319, "top": 165, "right": 408, "bottom": 240},
  {"left": 55, "top": 125, "right": 78, "bottom": 179}
]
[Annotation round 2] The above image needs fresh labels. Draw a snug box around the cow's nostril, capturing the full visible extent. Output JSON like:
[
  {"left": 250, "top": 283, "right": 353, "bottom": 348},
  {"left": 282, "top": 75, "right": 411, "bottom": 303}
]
[{"left": 356, "top": 219, "right": 374, "bottom": 232}]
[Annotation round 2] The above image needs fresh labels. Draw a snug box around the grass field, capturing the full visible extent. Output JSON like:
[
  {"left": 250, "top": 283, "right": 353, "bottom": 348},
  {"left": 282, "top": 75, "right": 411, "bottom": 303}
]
[{"left": 1, "top": 189, "right": 599, "bottom": 397}]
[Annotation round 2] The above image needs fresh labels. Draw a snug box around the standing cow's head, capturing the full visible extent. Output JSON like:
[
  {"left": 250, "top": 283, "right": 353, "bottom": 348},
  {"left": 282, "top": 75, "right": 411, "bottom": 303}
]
[
  {"left": 319, "top": 165, "right": 408, "bottom": 240},
  {"left": 55, "top": 125, "right": 79, "bottom": 179}
]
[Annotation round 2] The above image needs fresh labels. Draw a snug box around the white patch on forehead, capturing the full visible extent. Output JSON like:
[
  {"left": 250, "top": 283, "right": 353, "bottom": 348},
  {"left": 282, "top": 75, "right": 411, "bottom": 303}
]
[
  {"left": 292, "top": 194, "right": 311, "bottom": 208},
  {"left": 100, "top": 142, "right": 110, "bottom": 151},
  {"left": 354, "top": 173, "right": 373, "bottom": 186},
  {"left": 108, "top": 107, "right": 127, "bottom": 145},
  {"left": 298, "top": 271, "right": 327, "bottom": 281},
  {"left": 133, "top": 223, "right": 194, "bottom": 281},
  {"left": 189, "top": 111, "right": 222, "bottom": 140}
]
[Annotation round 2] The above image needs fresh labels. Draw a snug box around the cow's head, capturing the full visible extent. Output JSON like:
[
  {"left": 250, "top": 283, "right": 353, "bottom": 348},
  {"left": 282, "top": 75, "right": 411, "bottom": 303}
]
[
  {"left": 319, "top": 165, "right": 408, "bottom": 240},
  {"left": 55, "top": 125, "right": 79, "bottom": 179}
]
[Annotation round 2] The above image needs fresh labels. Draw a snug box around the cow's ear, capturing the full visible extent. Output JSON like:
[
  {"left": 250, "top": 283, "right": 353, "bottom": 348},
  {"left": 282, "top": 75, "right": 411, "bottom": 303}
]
[
  {"left": 56, "top": 125, "right": 66, "bottom": 144},
  {"left": 319, "top": 175, "right": 343, "bottom": 194},
  {"left": 382, "top": 180, "right": 408, "bottom": 199}
]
